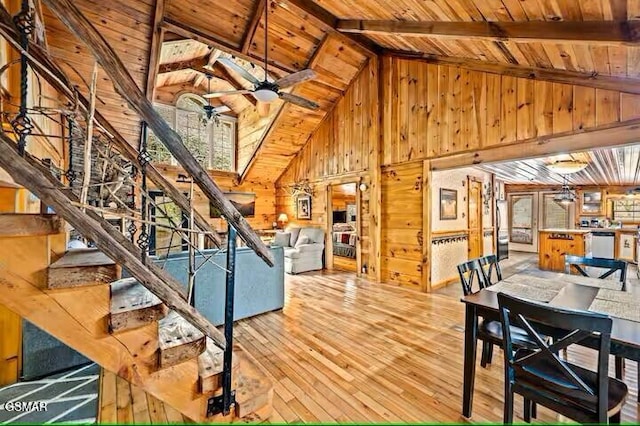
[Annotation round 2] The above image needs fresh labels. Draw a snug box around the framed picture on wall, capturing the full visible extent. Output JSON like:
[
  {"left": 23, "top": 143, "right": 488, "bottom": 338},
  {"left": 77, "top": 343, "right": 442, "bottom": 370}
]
[
  {"left": 296, "top": 195, "right": 312, "bottom": 220},
  {"left": 210, "top": 192, "right": 256, "bottom": 218},
  {"left": 440, "top": 188, "right": 458, "bottom": 220}
]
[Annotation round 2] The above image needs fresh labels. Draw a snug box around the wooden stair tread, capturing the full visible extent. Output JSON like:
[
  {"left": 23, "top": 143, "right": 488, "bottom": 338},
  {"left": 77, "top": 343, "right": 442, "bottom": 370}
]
[
  {"left": 0, "top": 213, "right": 63, "bottom": 237},
  {"left": 109, "top": 278, "right": 167, "bottom": 332},
  {"left": 157, "top": 311, "right": 206, "bottom": 369},
  {"left": 233, "top": 344, "right": 274, "bottom": 419},
  {"left": 197, "top": 338, "right": 240, "bottom": 394},
  {"left": 48, "top": 248, "right": 120, "bottom": 289},
  {"left": 49, "top": 248, "right": 115, "bottom": 269}
]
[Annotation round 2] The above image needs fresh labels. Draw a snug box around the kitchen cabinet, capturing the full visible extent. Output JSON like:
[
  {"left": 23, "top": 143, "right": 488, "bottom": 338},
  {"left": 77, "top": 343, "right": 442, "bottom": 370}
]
[
  {"left": 538, "top": 229, "right": 592, "bottom": 272},
  {"left": 580, "top": 190, "right": 603, "bottom": 215}
]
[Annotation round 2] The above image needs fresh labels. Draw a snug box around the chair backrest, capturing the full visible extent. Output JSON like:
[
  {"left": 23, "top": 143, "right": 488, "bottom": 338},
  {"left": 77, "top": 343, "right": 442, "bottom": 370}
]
[
  {"left": 497, "top": 292, "right": 612, "bottom": 422},
  {"left": 457, "top": 258, "right": 488, "bottom": 296},
  {"left": 478, "top": 254, "right": 503, "bottom": 286},
  {"left": 564, "top": 255, "right": 628, "bottom": 289}
]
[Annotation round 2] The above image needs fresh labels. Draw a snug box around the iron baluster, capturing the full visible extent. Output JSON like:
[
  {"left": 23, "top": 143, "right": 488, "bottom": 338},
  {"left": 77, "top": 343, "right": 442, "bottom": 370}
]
[
  {"left": 137, "top": 122, "right": 151, "bottom": 257},
  {"left": 64, "top": 116, "right": 77, "bottom": 185},
  {"left": 207, "top": 225, "right": 237, "bottom": 416},
  {"left": 11, "top": 0, "right": 34, "bottom": 156}
]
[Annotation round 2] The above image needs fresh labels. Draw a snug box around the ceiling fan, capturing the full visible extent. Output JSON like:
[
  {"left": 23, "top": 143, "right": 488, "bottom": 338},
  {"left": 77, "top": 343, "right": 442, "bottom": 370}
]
[
  {"left": 203, "top": 0, "right": 319, "bottom": 115},
  {"left": 202, "top": 75, "right": 231, "bottom": 123}
]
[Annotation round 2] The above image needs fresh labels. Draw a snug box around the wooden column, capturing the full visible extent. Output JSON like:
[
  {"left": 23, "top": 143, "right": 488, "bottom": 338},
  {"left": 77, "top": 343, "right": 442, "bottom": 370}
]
[
  {"left": 369, "top": 56, "right": 382, "bottom": 282},
  {"left": 41, "top": 0, "right": 274, "bottom": 266},
  {"left": 422, "top": 160, "right": 432, "bottom": 292}
]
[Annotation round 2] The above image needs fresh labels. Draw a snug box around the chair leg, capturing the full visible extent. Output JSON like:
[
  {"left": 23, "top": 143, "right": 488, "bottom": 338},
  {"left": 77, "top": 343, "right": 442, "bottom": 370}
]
[
  {"left": 504, "top": 388, "right": 514, "bottom": 424},
  {"left": 615, "top": 357, "right": 624, "bottom": 379},
  {"left": 637, "top": 363, "right": 640, "bottom": 403},
  {"left": 531, "top": 402, "right": 537, "bottom": 419},
  {"left": 523, "top": 399, "right": 532, "bottom": 423},
  {"left": 487, "top": 343, "right": 494, "bottom": 364},
  {"left": 480, "top": 341, "right": 491, "bottom": 368}
]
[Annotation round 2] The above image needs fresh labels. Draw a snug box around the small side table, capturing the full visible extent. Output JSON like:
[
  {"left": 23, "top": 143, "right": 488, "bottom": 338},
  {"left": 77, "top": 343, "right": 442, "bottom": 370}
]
[{"left": 256, "top": 229, "right": 278, "bottom": 244}]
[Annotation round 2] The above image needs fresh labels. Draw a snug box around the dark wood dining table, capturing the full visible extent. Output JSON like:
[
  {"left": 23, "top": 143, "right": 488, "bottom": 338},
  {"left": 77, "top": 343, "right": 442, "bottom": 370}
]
[{"left": 460, "top": 270, "right": 640, "bottom": 418}]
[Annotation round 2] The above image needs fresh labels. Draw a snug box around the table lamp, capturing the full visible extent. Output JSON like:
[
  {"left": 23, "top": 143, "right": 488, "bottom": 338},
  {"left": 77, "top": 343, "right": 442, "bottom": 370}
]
[{"left": 277, "top": 213, "right": 289, "bottom": 229}]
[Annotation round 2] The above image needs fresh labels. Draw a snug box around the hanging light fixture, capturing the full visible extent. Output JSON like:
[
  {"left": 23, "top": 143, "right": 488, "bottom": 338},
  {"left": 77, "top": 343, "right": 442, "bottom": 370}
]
[
  {"left": 554, "top": 176, "right": 577, "bottom": 204},
  {"left": 202, "top": 75, "right": 219, "bottom": 123},
  {"left": 547, "top": 159, "right": 588, "bottom": 174}
]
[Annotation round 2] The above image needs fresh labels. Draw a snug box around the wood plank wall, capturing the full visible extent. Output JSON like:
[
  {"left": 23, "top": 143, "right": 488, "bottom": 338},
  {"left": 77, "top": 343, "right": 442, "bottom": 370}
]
[
  {"left": 276, "top": 53, "right": 640, "bottom": 291},
  {"left": 381, "top": 57, "right": 640, "bottom": 166},
  {"left": 276, "top": 60, "right": 379, "bottom": 277},
  {"left": 152, "top": 165, "right": 275, "bottom": 232}
]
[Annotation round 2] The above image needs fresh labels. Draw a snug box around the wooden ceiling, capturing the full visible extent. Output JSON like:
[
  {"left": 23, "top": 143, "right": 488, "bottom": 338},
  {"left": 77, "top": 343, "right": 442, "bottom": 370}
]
[
  {"left": 476, "top": 144, "right": 640, "bottom": 186},
  {"left": 35, "top": 0, "right": 640, "bottom": 183}
]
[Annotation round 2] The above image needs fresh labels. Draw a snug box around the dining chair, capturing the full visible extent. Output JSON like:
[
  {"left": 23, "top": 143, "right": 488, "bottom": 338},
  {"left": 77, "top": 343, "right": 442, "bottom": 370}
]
[
  {"left": 564, "top": 255, "right": 628, "bottom": 291},
  {"left": 498, "top": 292, "right": 627, "bottom": 424},
  {"left": 457, "top": 258, "right": 534, "bottom": 368},
  {"left": 563, "top": 254, "right": 636, "bottom": 398},
  {"left": 479, "top": 254, "right": 503, "bottom": 286}
]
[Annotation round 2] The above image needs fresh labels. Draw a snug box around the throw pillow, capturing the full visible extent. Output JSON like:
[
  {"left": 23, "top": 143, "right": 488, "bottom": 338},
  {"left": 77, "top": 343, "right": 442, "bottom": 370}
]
[
  {"left": 286, "top": 226, "right": 301, "bottom": 247},
  {"left": 299, "top": 227, "right": 324, "bottom": 244},
  {"left": 273, "top": 232, "right": 291, "bottom": 247},
  {"left": 295, "top": 235, "right": 311, "bottom": 247}
]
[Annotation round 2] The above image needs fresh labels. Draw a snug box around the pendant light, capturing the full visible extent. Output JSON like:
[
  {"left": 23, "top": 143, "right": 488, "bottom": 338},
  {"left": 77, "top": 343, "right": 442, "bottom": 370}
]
[{"left": 554, "top": 176, "right": 577, "bottom": 204}]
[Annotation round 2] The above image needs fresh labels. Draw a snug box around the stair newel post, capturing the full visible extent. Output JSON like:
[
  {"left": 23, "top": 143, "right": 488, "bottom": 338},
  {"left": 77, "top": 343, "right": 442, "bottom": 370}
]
[
  {"left": 10, "top": 0, "right": 33, "bottom": 156},
  {"left": 208, "top": 224, "right": 237, "bottom": 416},
  {"left": 137, "top": 121, "right": 151, "bottom": 260}
]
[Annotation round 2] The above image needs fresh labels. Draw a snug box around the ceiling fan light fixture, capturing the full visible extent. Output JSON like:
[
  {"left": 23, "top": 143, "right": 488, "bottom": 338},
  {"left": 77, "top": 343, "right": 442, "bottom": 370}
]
[
  {"left": 253, "top": 88, "right": 279, "bottom": 103},
  {"left": 553, "top": 176, "right": 577, "bottom": 204},
  {"left": 547, "top": 159, "right": 588, "bottom": 174}
]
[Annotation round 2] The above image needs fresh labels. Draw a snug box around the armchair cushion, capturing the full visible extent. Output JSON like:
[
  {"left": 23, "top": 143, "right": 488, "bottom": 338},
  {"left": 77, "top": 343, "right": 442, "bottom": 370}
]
[
  {"left": 295, "top": 235, "right": 311, "bottom": 247},
  {"left": 296, "top": 243, "right": 324, "bottom": 254},
  {"left": 273, "top": 232, "right": 291, "bottom": 247}
]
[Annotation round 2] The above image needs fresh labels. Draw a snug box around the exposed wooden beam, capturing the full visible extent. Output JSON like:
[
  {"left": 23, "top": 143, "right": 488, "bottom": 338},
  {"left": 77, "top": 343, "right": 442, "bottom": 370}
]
[
  {"left": 611, "top": 0, "right": 628, "bottom": 21},
  {"left": 42, "top": 0, "right": 275, "bottom": 266},
  {"left": 162, "top": 32, "right": 188, "bottom": 42},
  {"left": 160, "top": 17, "right": 298, "bottom": 75},
  {"left": 430, "top": 118, "right": 640, "bottom": 171},
  {"left": 0, "top": 4, "right": 222, "bottom": 249},
  {"left": 241, "top": 0, "right": 265, "bottom": 54},
  {"left": 281, "top": 0, "right": 379, "bottom": 56},
  {"left": 386, "top": 50, "right": 640, "bottom": 95},
  {"left": 239, "top": 104, "right": 288, "bottom": 182},
  {"left": 339, "top": 20, "right": 640, "bottom": 45},
  {"left": 158, "top": 56, "right": 208, "bottom": 74},
  {"left": 145, "top": 0, "right": 165, "bottom": 99}
]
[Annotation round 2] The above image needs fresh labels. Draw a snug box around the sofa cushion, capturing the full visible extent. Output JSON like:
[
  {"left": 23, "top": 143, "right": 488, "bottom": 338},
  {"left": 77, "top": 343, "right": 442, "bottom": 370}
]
[
  {"left": 296, "top": 243, "right": 324, "bottom": 254},
  {"left": 273, "top": 232, "right": 291, "bottom": 247},
  {"left": 295, "top": 235, "right": 311, "bottom": 247},
  {"left": 299, "top": 227, "right": 324, "bottom": 244},
  {"left": 286, "top": 226, "right": 301, "bottom": 247},
  {"left": 283, "top": 247, "right": 300, "bottom": 259}
]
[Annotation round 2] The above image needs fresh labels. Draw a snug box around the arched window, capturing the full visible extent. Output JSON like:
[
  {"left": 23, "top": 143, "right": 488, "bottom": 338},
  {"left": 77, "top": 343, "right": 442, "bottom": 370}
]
[{"left": 147, "top": 94, "right": 236, "bottom": 171}]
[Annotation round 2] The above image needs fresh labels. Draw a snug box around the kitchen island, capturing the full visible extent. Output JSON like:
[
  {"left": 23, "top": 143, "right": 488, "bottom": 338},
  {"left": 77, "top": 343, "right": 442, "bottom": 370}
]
[{"left": 538, "top": 229, "right": 592, "bottom": 272}]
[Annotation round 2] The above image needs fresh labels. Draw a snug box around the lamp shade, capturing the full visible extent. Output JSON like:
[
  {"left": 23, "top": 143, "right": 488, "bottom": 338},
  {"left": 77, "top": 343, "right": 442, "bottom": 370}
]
[{"left": 277, "top": 213, "right": 289, "bottom": 223}]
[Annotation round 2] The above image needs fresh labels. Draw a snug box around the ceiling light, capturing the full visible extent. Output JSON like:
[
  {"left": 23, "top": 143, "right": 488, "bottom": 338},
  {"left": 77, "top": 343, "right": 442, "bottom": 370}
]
[
  {"left": 554, "top": 176, "right": 576, "bottom": 204},
  {"left": 253, "top": 89, "right": 279, "bottom": 103},
  {"left": 547, "top": 159, "right": 588, "bottom": 174}
]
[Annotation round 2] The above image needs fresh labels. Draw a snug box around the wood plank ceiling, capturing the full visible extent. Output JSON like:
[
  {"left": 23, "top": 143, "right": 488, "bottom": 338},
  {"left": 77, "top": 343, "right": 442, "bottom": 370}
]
[
  {"left": 38, "top": 0, "right": 640, "bottom": 184},
  {"left": 315, "top": 0, "right": 640, "bottom": 80},
  {"left": 475, "top": 144, "right": 640, "bottom": 186}
]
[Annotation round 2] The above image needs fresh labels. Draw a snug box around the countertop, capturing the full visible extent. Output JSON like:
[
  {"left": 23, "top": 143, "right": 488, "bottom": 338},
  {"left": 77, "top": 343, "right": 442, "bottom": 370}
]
[{"left": 539, "top": 228, "right": 593, "bottom": 234}]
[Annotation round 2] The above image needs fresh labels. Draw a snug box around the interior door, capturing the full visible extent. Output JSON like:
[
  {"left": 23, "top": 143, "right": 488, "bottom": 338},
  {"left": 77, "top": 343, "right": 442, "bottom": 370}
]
[
  {"left": 509, "top": 193, "right": 539, "bottom": 253},
  {"left": 468, "top": 179, "right": 483, "bottom": 259}
]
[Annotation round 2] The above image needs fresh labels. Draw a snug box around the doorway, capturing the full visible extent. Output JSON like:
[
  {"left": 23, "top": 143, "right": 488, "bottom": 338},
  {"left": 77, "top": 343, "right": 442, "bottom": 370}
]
[
  {"left": 149, "top": 191, "right": 188, "bottom": 257},
  {"left": 329, "top": 182, "right": 358, "bottom": 272},
  {"left": 468, "top": 178, "right": 483, "bottom": 259}
]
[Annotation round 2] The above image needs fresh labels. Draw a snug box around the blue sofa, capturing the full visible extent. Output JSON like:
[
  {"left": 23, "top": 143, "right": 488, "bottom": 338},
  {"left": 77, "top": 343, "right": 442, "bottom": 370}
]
[{"left": 157, "top": 246, "right": 285, "bottom": 325}]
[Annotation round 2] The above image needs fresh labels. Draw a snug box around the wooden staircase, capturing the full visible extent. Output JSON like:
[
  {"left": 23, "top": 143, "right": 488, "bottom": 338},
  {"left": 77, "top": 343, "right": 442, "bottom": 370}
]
[{"left": 0, "top": 214, "right": 273, "bottom": 422}]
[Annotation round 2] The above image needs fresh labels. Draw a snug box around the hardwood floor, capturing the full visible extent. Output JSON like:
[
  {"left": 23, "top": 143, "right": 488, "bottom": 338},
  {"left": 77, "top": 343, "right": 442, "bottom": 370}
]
[
  {"left": 99, "top": 251, "right": 640, "bottom": 423},
  {"left": 332, "top": 255, "right": 357, "bottom": 272}
]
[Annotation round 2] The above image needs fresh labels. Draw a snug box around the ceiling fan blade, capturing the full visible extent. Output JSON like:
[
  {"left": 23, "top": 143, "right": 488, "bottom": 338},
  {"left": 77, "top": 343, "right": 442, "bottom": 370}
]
[
  {"left": 275, "top": 69, "right": 317, "bottom": 89},
  {"left": 218, "top": 57, "right": 261, "bottom": 86},
  {"left": 279, "top": 92, "right": 319, "bottom": 110},
  {"left": 213, "top": 105, "right": 231, "bottom": 114},
  {"left": 256, "top": 101, "right": 271, "bottom": 117},
  {"left": 203, "top": 90, "right": 251, "bottom": 99}
]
